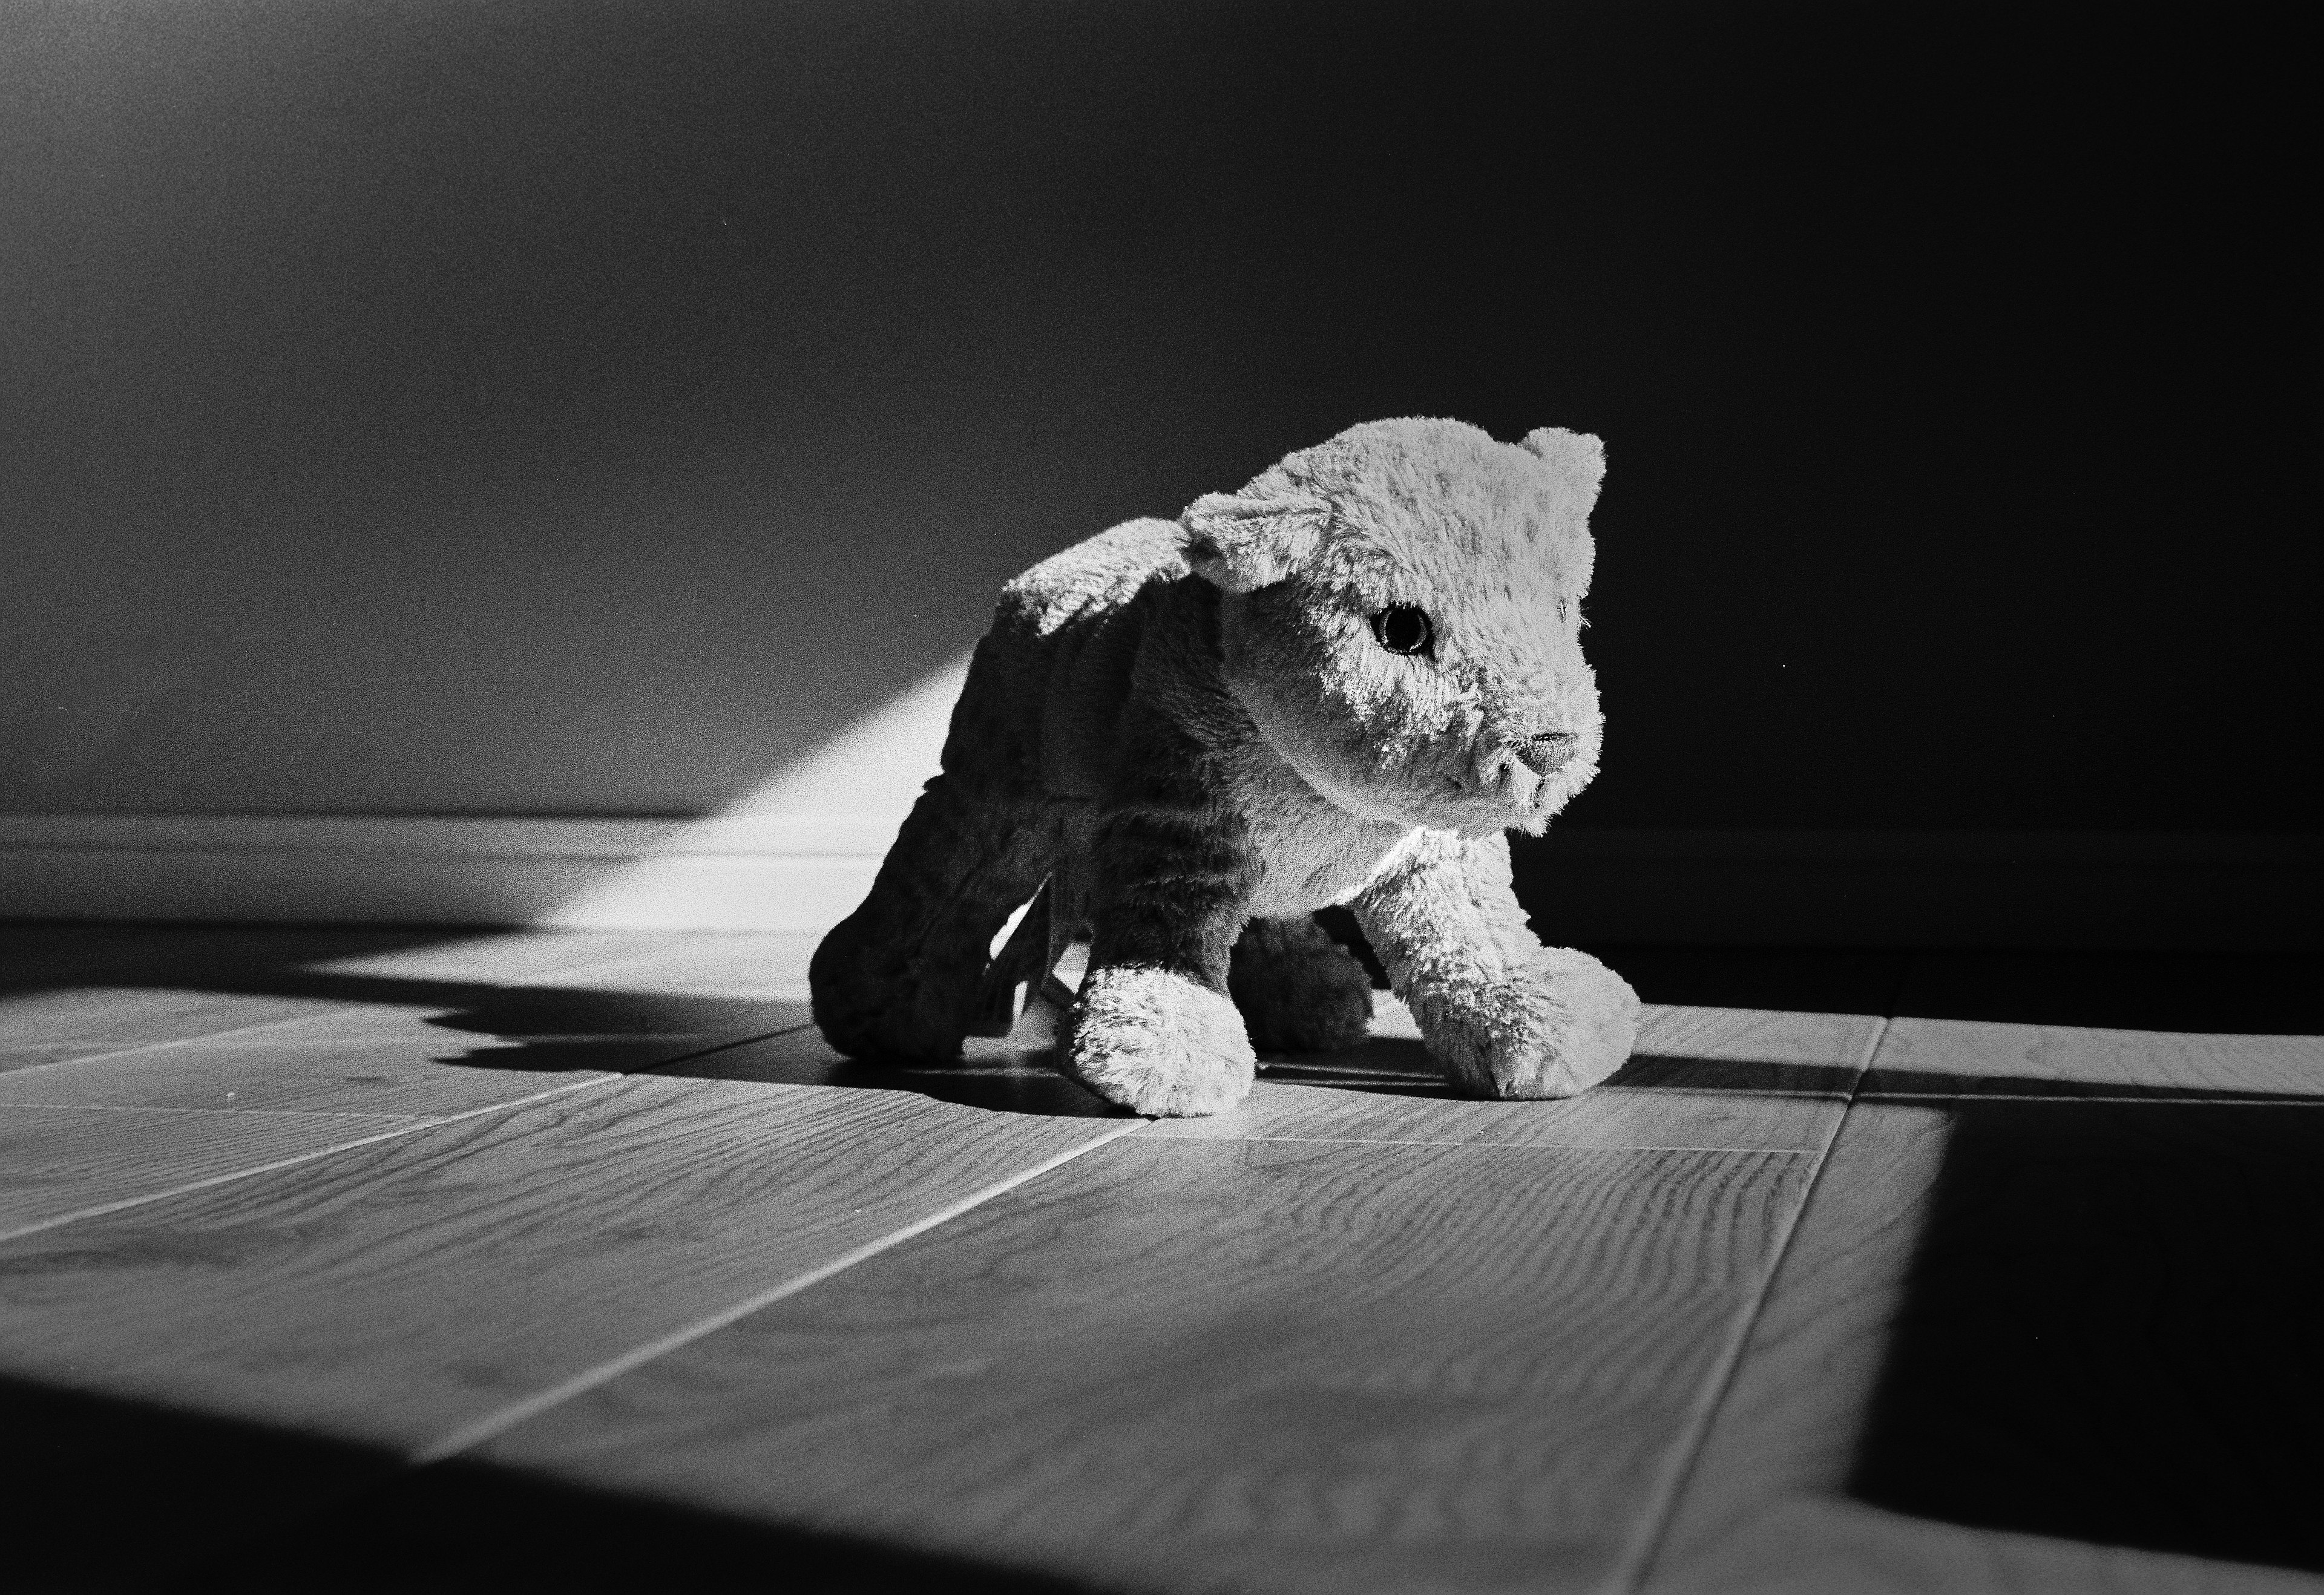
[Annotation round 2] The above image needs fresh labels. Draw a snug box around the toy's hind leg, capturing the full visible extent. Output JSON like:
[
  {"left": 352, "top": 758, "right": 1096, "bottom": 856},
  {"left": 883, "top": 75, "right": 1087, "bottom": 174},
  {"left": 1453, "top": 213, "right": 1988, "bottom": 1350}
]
[
  {"left": 810, "top": 773, "right": 1054, "bottom": 1066},
  {"left": 1228, "top": 915, "right": 1374, "bottom": 1052}
]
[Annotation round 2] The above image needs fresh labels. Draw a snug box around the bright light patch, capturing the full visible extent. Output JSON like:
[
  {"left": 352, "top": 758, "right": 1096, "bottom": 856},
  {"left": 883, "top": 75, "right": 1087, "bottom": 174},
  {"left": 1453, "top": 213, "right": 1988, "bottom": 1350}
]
[{"left": 545, "top": 653, "right": 973, "bottom": 932}]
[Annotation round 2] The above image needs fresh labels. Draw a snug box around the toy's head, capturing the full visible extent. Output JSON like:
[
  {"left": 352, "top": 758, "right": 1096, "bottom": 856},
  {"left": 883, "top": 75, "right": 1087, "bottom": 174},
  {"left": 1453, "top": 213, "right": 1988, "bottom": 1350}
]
[{"left": 1184, "top": 417, "right": 1606, "bottom": 838}]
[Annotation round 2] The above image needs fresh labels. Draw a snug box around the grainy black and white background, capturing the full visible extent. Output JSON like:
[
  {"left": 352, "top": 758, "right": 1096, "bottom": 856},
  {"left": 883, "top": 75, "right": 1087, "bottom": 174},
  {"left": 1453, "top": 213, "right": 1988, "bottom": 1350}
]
[{"left": 2, "top": 5, "right": 2318, "bottom": 1593}]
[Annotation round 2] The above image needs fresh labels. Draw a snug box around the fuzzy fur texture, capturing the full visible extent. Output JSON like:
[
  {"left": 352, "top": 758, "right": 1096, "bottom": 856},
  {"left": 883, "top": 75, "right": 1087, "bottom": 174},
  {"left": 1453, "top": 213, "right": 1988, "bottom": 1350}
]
[
  {"left": 810, "top": 416, "right": 1640, "bottom": 1115},
  {"left": 1227, "top": 915, "right": 1375, "bottom": 1052}
]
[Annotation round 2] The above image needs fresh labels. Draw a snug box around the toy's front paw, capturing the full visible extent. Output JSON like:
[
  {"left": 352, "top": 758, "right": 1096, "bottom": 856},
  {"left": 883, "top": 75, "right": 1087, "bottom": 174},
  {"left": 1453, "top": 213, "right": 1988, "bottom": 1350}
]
[
  {"left": 1066, "top": 965, "right": 1256, "bottom": 1117},
  {"left": 1411, "top": 946, "right": 1640, "bottom": 1099}
]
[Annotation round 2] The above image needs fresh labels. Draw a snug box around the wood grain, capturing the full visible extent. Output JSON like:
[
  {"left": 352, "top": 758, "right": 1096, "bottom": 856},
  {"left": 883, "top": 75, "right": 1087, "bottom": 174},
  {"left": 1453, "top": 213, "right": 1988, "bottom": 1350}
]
[
  {"left": 0, "top": 1100, "right": 428, "bottom": 1236},
  {"left": 0, "top": 926, "right": 662, "bottom": 1076},
  {"left": 1143, "top": 999, "right": 1877, "bottom": 1152},
  {"left": 1653, "top": 1495, "right": 2324, "bottom": 1594},
  {"left": 1643, "top": 1009, "right": 2324, "bottom": 1593},
  {"left": 0, "top": 1073, "right": 1129, "bottom": 1450},
  {"left": 0, "top": 1004, "right": 637, "bottom": 1118},
  {"left": 0, "top": 931, "right": 816, "bottom": 1119},
  {"left": 0, "top": 984, "right": 354, "bottom": 1073},
  {"left": 0, "top": 926, "right": 438, "bottom": 1073},
  {"left": 1861, "top": 1015, "right": 2324, "bottom": 1102},
  {"left": 478, "top": 1135, "right": 1821, "bottom": 1595},
  {"left": 666, "top": 1014, "right": 1119, "bottom": 1118},
  {"left": 1633, "top": 1095, "right": 1952, "bottom": 1592}
]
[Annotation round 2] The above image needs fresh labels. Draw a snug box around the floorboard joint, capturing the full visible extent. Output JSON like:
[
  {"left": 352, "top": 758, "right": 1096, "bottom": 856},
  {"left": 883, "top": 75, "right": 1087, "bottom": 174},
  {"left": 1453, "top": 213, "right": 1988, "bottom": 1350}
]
[
  {"left": 0, "top": 1007, "right": 373, "bottom": 1081},
  {"left": 408, "top": 1117, "right": 1151, "bottom": 1466},
  {"left": 1128, "top": 1130, "right": 1828, "bottom": 1154},
  {"left": 0, "top": 1098, "right": 418, "bottom": 1122},
  {"left": 0, "top": 1073, "right": 621, "bottom": 1246},
  {"left": 1610, "top": 1012, "right": 1892, "bottom": 1594}
]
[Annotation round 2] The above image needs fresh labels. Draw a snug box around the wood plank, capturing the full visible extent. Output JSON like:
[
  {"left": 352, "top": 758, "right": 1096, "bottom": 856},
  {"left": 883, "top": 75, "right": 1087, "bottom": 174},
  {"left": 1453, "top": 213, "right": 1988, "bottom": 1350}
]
[
  {"left": 0, "top": 1005, "right": 643, "bottom": 1118},
  {"left": 1861, "top": 1017, "right": 2324, "bottom": 1102},
  {"left": 0, "top": 926, "right": 438, "bottom": 1073},
  {"left": 0, "top": 984, "right": 355, "bottom": 1073},
  {"left": 0, "top": 1101, "right": 429, "bottom": 1237},
  {"left": 666, "top": 1010, "right": 1120, "bottom": 1118},
  {"left": 1631, "top": 1093, "right": 1950, "bottom": 1593},
  {"left": 0, "top": 931, "right": 818, "bottom": 1119},
  {"left": 1652, "top": 1495, "right": 2324, "bottom": 1595},
  {"left": 683, "top": 994, "right": 1875, "bottom": 1145},
  {"left": 1643, "top": 1004, "right": 2324, "bottom": 1593},
  {"left": 473, "top": 1135, "right": 1822, "bottom": 1595},
  {"left": 0, "top": 1074, "right": 1132, "bottom": 1450},
  {"left": 0, "top": 927, "right": 668, "bottom": 1075},
  {"left": 1145, "top": 1000, "right": 1877, "bottom": 1152}
]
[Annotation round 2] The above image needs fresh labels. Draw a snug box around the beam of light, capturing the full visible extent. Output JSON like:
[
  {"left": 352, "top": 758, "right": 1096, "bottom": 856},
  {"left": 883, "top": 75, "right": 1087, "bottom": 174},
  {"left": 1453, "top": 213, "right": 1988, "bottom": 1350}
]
[{"left": 542, "top": 653, "right": 973, "bottom": 932}]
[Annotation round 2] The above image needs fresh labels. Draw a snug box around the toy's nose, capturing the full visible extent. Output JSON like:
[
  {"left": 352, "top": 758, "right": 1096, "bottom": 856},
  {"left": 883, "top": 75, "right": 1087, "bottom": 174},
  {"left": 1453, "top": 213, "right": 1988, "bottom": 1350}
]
[{"left": 1512, "top": 731, "right": 1580, "bottom": 776}]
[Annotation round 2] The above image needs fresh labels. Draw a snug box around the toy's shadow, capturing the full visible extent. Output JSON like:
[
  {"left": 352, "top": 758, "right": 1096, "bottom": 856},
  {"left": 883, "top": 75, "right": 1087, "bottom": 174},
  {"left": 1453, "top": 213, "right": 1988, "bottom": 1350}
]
[{"left": 418, "top": 989, "right": 1121, "bottom": 1119}]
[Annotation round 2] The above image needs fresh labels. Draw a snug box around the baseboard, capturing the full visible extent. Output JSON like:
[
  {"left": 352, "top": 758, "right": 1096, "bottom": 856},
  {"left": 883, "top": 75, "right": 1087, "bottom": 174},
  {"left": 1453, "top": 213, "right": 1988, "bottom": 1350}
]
[
  {"left": 1509, "top": 829, "right": 2321, "bottom": 952},
  {"left": 0, "top": 813, "right": 891, "bottom": 935},
  {"left": 2, "top": 814, "right": 2316, "bottom": 949}
]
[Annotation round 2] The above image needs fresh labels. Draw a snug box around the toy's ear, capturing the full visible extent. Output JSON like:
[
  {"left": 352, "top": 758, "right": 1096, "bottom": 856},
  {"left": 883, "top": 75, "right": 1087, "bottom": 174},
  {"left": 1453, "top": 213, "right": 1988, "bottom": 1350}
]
[
  {"left": 1181, "top": 486, "right": 1332, "bottom": 593},
  {"left": 1520, "top": 427, "right": 1607, "bottom": 507}
]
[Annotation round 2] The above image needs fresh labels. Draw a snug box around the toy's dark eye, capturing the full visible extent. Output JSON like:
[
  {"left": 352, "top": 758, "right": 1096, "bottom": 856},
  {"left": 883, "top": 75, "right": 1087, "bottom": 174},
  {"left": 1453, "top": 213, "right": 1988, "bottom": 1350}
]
[{"left": 1371, "top": 605, "right": 1433, "bottom": 657}]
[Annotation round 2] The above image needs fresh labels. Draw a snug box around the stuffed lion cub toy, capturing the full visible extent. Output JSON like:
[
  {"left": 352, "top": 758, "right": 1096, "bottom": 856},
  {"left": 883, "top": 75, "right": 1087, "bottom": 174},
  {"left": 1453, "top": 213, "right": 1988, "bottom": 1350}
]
[{"left": 810, "top": 416, "right": 1640, "bottom": 1116}]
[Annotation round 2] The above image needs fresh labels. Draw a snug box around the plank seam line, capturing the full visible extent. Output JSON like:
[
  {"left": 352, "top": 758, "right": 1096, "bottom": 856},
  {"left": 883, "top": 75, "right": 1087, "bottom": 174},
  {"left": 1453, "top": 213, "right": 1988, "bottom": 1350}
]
[
  {"left": 407, "top": 1117, "right": 1151, "bottom": 1466},
  {"left": 1604, "top": 1013, "right": 1893, "bottom": 1595},
  {"left": 0, "top": 934, "right": 804, "bottom": 1087},
  {"left": 1139, "top": 1133, "right": 1823, "bottom": 1154},
  {"left": 634, "top": 1021, "right": 818, "bottom": 1070},
  {"left": 1860, "top": 1091, "right": 2323, "bottom": 1106},
  {"left": 0, "top": 1099, "right": 420, "bottom": 1124},
  {"left": 0, "top": 1007, "right": 367, "bottom": 1081},
  {"left": 0, "top": 1073, "right": 621, "bottom": 1248}
]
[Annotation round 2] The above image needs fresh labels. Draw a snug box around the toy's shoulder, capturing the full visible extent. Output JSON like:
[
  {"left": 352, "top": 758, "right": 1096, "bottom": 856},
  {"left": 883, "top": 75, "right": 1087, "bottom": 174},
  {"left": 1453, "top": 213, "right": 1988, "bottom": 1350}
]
[{"left": 999, "top": 518, "right": 1189, "bottom": 637}]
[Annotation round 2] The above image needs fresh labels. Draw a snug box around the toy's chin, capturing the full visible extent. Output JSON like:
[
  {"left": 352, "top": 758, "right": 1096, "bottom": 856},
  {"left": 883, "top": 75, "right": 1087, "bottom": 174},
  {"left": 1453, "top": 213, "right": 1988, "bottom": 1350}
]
[
  {"left": 1422, "top": 764, "right": 1586, "bottom": 838},
  {"left": 1280, "top": 751, "right": 1584, "bottom": 838},
  {"left": 1330, "top": 776, "right": 1564, "bottom": 839}
]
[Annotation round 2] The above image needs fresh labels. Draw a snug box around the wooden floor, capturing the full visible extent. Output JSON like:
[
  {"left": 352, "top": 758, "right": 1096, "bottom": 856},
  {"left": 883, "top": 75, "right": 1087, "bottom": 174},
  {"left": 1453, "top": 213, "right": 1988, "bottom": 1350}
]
[{"left": 1, "top": 927, "right": 2317, "bottom": 1594}]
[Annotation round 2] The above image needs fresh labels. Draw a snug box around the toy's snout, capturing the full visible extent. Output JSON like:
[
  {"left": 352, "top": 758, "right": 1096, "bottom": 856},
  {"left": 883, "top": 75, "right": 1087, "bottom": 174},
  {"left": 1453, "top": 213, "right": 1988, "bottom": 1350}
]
[
  {"left": 1515, "top": 731, "right": 1581, "bottom": 775},
  {"left": 1473, "top": 730, "right": 1581, "bottom": 810}
]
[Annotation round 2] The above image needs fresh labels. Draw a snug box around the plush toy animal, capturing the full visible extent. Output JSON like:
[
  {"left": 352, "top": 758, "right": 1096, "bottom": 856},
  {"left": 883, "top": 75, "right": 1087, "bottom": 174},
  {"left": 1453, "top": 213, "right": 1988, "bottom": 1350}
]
[{"left": 810, "top": 417, "right": 1640, "bottom": 1116}]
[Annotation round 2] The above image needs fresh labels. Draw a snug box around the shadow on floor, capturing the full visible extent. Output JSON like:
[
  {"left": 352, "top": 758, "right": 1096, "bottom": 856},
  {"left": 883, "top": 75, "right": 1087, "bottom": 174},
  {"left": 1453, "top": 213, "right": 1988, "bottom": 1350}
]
[
  {"left": 0, "top": 1375, "right": 1103, "bottom": 1594},
  {"left": 183, "top": 1459, "right": 1115, "bottom": 1595},
  {"left": 1847, "top": 1097, "right": 2324, "bottom": 1574},
  {"left": 1579, "top": 945, "right": 2324, "bottom": 1037},
  {"left": 0, "top": 1374, "right": 401, "bottom": 1591},
  {"left": 1833, "top": 943, "right": 2324, "bottom": 1571},
  {"left": 9, "top": 928, "right": 2323, "bottom": 1579}
]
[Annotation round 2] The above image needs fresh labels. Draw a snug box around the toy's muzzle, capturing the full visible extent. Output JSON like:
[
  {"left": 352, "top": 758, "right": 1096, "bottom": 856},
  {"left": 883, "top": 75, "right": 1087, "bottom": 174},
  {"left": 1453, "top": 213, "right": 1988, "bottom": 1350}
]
[
  {"left": 1515, "top": 731, "right": 1581, "bottom": 775},
  {"left": 1474, "top": 730, "right": 1580, "bottom": 810}
]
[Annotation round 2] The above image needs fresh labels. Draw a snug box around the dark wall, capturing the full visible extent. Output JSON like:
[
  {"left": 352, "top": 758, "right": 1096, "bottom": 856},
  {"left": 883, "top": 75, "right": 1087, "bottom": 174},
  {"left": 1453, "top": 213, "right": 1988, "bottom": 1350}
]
[{"left": 4, "top": 0, "right": 2312, "bottom": 828}]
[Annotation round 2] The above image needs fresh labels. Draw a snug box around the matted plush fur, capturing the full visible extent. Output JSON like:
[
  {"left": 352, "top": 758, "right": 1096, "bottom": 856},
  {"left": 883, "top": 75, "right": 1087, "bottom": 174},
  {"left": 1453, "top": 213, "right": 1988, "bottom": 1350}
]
[{"left": 810, "top": 417, "right": 1640, "bottom": 1116}]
